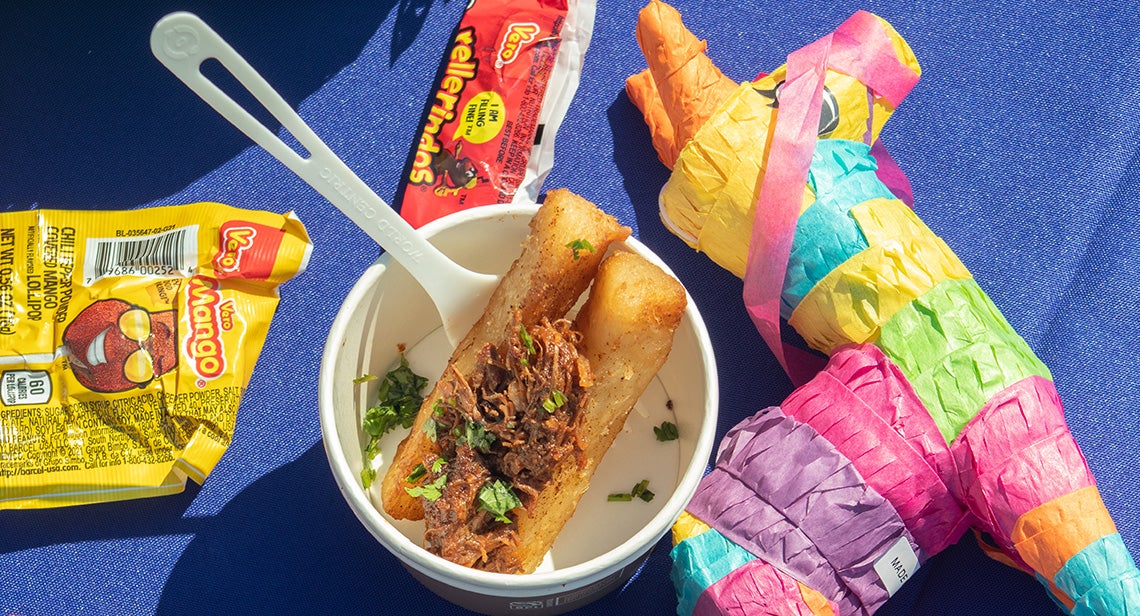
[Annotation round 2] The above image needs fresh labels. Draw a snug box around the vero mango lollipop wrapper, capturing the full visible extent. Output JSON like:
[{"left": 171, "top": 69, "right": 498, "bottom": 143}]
[
  {"left": 0, "top": 203, "right": 310, "bottom": 509},
  {"left": 627, "top": 1, "right": 1140, "bottom": 614}
]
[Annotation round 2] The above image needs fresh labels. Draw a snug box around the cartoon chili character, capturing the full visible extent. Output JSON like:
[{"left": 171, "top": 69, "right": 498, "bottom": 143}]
[
  {"left": 430, "top": 141, "right": 480, "bottom": 195},
  {"left": 62, "top": 299, "right": 178, "bottom": 393}
]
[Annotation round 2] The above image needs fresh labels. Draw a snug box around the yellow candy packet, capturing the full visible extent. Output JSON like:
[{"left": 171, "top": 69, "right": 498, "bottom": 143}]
[{"left": 0, "top": 202, "right": 311, "bottom": 509}]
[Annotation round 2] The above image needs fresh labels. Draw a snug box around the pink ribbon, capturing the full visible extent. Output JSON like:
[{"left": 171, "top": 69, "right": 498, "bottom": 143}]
[
  {"left": 870, "top": 138, "right": 914, "bottom": 208},
  {"left": 742, "top": 11, "right": 920, "bottom": 385},
  {"left": 697, "top": 558, "right": 827, "bottom": 616}
]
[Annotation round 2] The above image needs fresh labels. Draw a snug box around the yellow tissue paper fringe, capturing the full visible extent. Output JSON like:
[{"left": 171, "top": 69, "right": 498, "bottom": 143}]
[
  {"left": 658, "top": 14, "right": 919, "bottom": 278},
  {"left": 787, "top": 198, "right": 970, "bottom": 353},
  {"left": 674, "top": 510, "right": 713, "bottom": 546}
]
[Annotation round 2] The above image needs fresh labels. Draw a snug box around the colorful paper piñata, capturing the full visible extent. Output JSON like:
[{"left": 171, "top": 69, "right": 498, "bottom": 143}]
[{"left": 626, "top": 1, "right": 1140, "bottom": 614}]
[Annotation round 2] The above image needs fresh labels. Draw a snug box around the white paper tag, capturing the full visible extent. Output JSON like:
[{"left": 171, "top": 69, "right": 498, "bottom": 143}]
[{"left": 872, "top": 536, "right": 920, "bottom": 596}]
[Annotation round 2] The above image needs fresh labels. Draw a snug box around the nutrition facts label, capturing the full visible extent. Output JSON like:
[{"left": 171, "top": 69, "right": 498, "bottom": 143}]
[{"left": 1, "top": 370, "right": 52, "bottom": 406}]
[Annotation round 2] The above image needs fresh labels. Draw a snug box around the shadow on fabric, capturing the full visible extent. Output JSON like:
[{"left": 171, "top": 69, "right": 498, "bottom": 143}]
[
  {"left": 391, "top": 0, "right": 441, "bottom": 66},
  {"left": 0, "top": 482, "right": 203, "bottom": 552},
  {"left": 0, "top": 0, "right": 437, "bottom": 210},
  {"left": 154, "top": 443, "right": 466, "bottom": 615}
]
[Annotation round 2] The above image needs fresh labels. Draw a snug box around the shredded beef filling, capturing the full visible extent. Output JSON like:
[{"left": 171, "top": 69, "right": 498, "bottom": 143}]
[
  {"left": 416, "top": 314, "right": 592, "bottom": 573},
  {"left": 422, "top": 447, "right": 517, "bottom": 569}
]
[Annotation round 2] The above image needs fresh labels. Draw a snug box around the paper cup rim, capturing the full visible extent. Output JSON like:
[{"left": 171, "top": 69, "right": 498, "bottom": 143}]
[{"left": 318, "top": 202, "right": 718, "bottom": 594}]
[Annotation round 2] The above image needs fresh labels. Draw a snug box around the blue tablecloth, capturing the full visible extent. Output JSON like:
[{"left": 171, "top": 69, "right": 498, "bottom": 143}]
[{"left": 1, "top": 1, "right": 1137, "bottom": 614}]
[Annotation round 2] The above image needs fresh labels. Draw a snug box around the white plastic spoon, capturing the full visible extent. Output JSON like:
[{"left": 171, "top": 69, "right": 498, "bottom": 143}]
[{"left": 149, "top": 12, "right": 498, "bottom": 347}]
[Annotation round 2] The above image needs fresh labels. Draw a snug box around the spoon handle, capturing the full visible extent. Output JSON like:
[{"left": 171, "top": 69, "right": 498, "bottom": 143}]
[{"left": 149, "top": 12, "right": 453, "bottom": 278}]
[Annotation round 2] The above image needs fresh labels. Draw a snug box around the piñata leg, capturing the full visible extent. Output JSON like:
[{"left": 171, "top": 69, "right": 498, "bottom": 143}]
[{"left": 632, "top": 0, "right": 737, "bottom": 164}]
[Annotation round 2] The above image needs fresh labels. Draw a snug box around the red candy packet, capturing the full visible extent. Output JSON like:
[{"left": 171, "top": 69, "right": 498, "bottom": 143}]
[{"left": 397, "top": 0, "right": 596, "bottom": 228}]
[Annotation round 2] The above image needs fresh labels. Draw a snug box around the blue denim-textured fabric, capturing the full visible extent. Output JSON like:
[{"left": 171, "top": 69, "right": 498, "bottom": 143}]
[{"left": 1, "top": 1, "right": 1137, "bottom": 615}]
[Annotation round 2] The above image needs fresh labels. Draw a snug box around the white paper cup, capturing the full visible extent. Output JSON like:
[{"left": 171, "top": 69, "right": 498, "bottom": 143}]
[{"left": 319, "top": 203, "right": 718, "bottom": 615}]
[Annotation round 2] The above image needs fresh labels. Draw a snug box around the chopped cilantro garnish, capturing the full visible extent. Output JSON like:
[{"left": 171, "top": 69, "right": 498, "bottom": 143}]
[
  {"left": 638, "top": 488, "right": 656, "bottom": 502},
  {"left": 357, "top": 355, "right": 426, "bottom": 438},
  {"left": 653, "top": 421, "right": 679, "bottom": 442},
  {"left": 359, "top": 438, "right": 383, "bottom": 487},
  {"left": 565, "top": 239, "right": 595, "bottom": 260},
  {"left": 406, "top": 459, "right": 447, "bottom": 498},
  {"left": 423, "top": 417, "right": 438, "bottom": 443},
  {"left": 519, "top": 324, "right": 536, "bottom": 354},
  {"left": 542, "top": 389, "right": 567, "bottom": 413},
  {"left": 607, "top": 493, "right": 633, "bottom": 502},
  {"left": 631, "top": 479, "right": 650, "bottom": 499},
  {"left": 359, "top": 353, "right": 429, "bottom": 487},
  {"left": 431, "top": 457, "right": 448, "bottom": 474},
  {"left": 478, "top": 479, "right": 522, "bottom": 523},
  {"left": 360, "top": 466, "right": 377, "bottom": 488},
  {"left": 362, "top": 405, "right": 397, "bottom": 438},
  {"left": 458, "top": 421, "right": 496, "bottom": 453},
  {"left": 405, "top": 474, "right": 447, "bottom": 501}
]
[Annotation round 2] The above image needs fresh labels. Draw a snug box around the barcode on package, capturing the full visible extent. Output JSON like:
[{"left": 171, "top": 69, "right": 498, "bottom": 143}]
[{"left": 82, "top": 226, "right": 199, "bottom": 284}]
